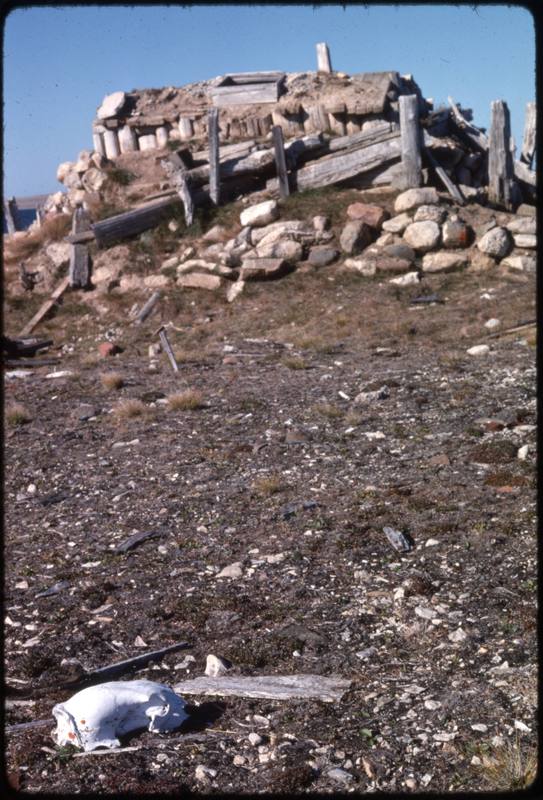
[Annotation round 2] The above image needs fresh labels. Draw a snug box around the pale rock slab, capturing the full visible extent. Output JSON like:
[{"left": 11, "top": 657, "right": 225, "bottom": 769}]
[
  {"left": 422, "top": 251, "right": 469, "bottom": 272},
  {"left": 343, "top": 257, "right": 376, "bottom": 277},
  {"left": 512, "top": 233, "right": 536, "bottom": 249},
  {"left": 205, "top": 654, "right": 232, "bottom": 677},
  {"left": 251, "top": 220, "right": 309, "bottom": 246},
  {"left": 240, "top": 199, "right": 279, "bottom": 228},
  {"left": 477, "top": 227, "right": 512, "bottom": 259},
  {"left": 97, "top": 91, "right": 126, "bottom": 120},
  {"left": 226, "top": 280, "right": 246, "bottom": 303},
  {"left": 216, "top": 562, "right": 243, "bottom": 579},
  {"left": 346, "top": 202, "right": 389, "bottom": 229},
  {"left": 403, "top": 220, "right": 441, "bottom": 252},
  {"left": 312, "top": 215, "right": 330, "bottom": 232},
  {"left": 339, "top": 220, "right": 374, "bottom": 254},
  {"left": 500, "top": 254, "right": 536, "bottom": 273},
  {"left": 506, "top": 217, "right": 535, "bottom": 234},
  {"left": 414, "top": 204, "right": 447, "bottom": 224},
  {"left": 467, "top": 344, "right": 490, "bottom": 356},
  {"left": 144, "top": 275, "right": 171, "bottom": 288},
  {"left": 256, "top": 238, "right": 304, "bottom": 262},
  {"left": 382, "top": 212, "right": 412, "bottom": 234},
  {"left": 394, "top": 187, "right": 439, "bottom": 212},
  {"left": 240, "top": 257, "right": 289, "bottom": 280},
  {"left": 389, "top": 271, "right": 420, "bottom": 286},
  {"left": 177, "top": 273, "right": 223, "bottom": 290}
]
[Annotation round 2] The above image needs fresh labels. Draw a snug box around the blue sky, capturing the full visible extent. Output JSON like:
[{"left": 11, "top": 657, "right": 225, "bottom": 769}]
[{"left": 2, "top": 3, "right": 536, "bottom": 198}]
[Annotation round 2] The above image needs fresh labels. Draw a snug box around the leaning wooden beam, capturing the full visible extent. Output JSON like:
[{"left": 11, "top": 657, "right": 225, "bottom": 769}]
[
  {"left": 423, "top": 146, "right": 465, "bottom": 205},
  {"left": 266, "top": 131, "right": 401, "bottom": 192},
  {"left": 18, "top": 276, "right": 70, "bottom": 337},
  {"left": 513, "top": 159, "right": 536, "bottom": 188},
  {"left": 156, "top": 325, "right": 179, "bottom": 373},
  {"left": 272, "top": 125, "right": 290, "bottom": 198},
  {"left": 174, "top": 673, "right": 351, "bottom": 703},
  {"left": 488, "top": 99, "right": 515, "bottom": 210},
  {"left": 520, "top": 102, "right": 536, "bottom": 168},
  {"left": 134, "top": 291, "right": 162, "bottom": 325},
  {"left": 316, "top": 42, "right": 332, "bottom": 73},
  {"left": 208, "top": 108, "right": 220, "bottom": 205},
  {"left": 448, "top": 96, "right": 489, "bottom": 152},
  {"left": 399, "top": 94, "right": 422, "bottom": 189},
  {"left": 92, "top": 196, "right": 179, "bottom": 248}
]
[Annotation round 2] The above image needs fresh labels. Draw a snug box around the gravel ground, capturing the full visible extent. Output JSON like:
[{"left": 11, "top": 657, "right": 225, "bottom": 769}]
[{"left": 4, "top": 257, "right": 537, "bottom": 794}]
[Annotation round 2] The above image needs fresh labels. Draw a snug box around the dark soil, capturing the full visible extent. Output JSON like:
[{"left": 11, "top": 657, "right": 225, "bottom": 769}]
[{"left": 4, "top": 238, "right": 537, "bottom": 793}]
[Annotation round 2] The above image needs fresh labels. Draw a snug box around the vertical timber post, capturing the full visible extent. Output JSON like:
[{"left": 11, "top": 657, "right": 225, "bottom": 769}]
[
  {"left": 69, "top": 206, "right": 92, "bottom": 288},
  {"left": 520, "top": 101, "right": 536, "bottom": 168},
  {"left": 4, "top": 197, "right": 19, "bottom": 234},
  {"left": 272, "top": 125, "right": 290, "bottom": 198},
  {"left": 488, "top": 100, "right": 514, "bottom": 210},
  {"left": 316, "top": 42, "right": 332, "bottom": 73},
  {"left": 208, "top": 108, "right": 220, "bottom": 205},
  {"left": 399, "top": 95, "right": 422, "bottom": 189}
]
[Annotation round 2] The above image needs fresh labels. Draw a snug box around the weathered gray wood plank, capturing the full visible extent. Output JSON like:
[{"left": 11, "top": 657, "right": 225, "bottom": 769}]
[
  {"left": 208, "top": 108, "right": 220, "bottom": 205},
  {"left": 134, "top": 291, "right": 162, "bottom": 325},
  {"left": 399, "top": 95, "right": 422, "bottom": 189},
  {"left": 211, "top": 84, "right": 280, "bottom": 106},
  {"left": 19, "top": 276, "right": 71, "bottom": 337},
  {"left": 161, "top": 158, "right": 194, "bottom": 227},
  {"left": 327, "top": 121, "right": 397, "bottom": 152},
  {"left": 448, "top": 96, "right": 489, "bottom": 151},
  {"left": 520, "top": 102, "right": 536, "bottom": 167},
  {"left": 92, "top": 197, "right": 179, "bottom": 247},
  {"left": 488, "top": 100, "right": 515, "bottom": 210},
  {"left": 4, "top": 197, "right": 19, "bottom": 234},
  {"left": 69, "top": 244, "right": 91, "bottom": 288},
  {"left": 174, "top": 674, "right": 351, "bottom": 703},
  {"left": 272, "top": 125, "right": 290, "bottom": 198},
  {"left": 316, "top": 42, "right": 332, "bottom": 72},
  {"left": 423, "top": 147, "right": 465, "bottom": 205}
]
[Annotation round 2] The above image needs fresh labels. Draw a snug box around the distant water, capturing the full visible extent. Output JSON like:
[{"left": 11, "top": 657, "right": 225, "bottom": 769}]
[{"left": 3, "top": 207, "right": 37, "bottom": 233}]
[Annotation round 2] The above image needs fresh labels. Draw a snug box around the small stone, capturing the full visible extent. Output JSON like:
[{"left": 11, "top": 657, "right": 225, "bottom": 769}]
[
  {"left": 382, "top": 242, "right": 416, "bottom": 262},
  {"left": 382, "top": 212, "right": 412, "bottom": 233},
  {"left": 403, "top": 221, "right": 441, "bottom": 252},
  {"left": 506, "top": 216, "right": 535, "bottom": 234},
  {"left": 161, "top": 255, "right": 180, "bottom": 271},
  {"left": 203, "top": 224, "right": 228, "bottom": 242},
  {"left": 515, "top": 204, "right": 535, "bottom": 217},
  {"left": 256, "top": 238, "right": 304, "bottom": 262},
  {"left": 428, "top": 453, "right": 450, "bottom": 467},
  {"left": 339, "top": 220, "right": 374, "bottom": 254},
  {"left": 177, "top": 273, "right": 223, "bottom": 291},
  {"left": 414, "top": 204, "right": 447, "bottom": 224},
  {"left": 327, "top": 768, "right": 353, "bottom": 785},
  {"left": 233, "top": 755, "right": 246, "bottom": 766},
  {"left": 97, "top": 91, "right": 126, "bottom": 119},
  {"left": 484, "top": 318, "right": 501, "bottom": 330},
  {"left": 308, "top": 246, "right": 339, "bottom": 267},
  {"left": 376, "top": 256, "right": 413, "bottom": 273},
  {"left": 467, "top": 344, "right": 490, "bottom": 356},
  {"left": 226, "top": 280, "right": 245, "bottom": 303},
  {"left": 248, "top": 732, "right": 263, "bottom": 746},
  {"left": 205, "top": 654, "right": 232, "bottom": 677},
  {"left": 514, "top": 720, "right": 531, "bottom": 733},
  {"left": 425, "top": 538, "right": 440, "bottom": 547},
  {"left": 468, "top": 250, "right": 496, "bottom": 272},
  {"left": 240, "top": 199, "right": 279, "bottom": 228},
  {"left": 312, "top": 215, "right": 330, "bottom": 232},
  {"left": 195, "top": 764, "right": 217, "bottom": 782},
  {"left": 389, "top": 271, "right": 420, "bottom": 286},
  {"left": 216, "top": 562, "right": 243, "bottom": 579},
  {"left": 471, "top": 756, "right": 482, "bottom": 766},
  {"left": 517, "top": 445, "right": 529, "bottom": 461},
  {"left": 471, "top": 724, "right": 488, "bottom": 733},
  {"left": 500, "top": 254, "right": 536, "bottom": 273},
  {"left": 512, "top": 233, "right": 536, "bottom": 249},
  {"left": 346, "top": 202, "right": 389, "bottom": 229},
  {"left": 375, "top": 231, "right": 395, "bottom": 246},
  {"left": 415, "top": 606, "right": 434, "bottom": 620},
  {"left": 424, "top": 699, "right": 441, "bottom": 710},
  {"left": 477, "top": 227, "right": 512, "bottom": 259},
  {"left": 394, "top": 187, "right": 439, "bottom": 212},
  {"left": 343, "top": 257, "right": 376, "bottom": 276},
  {"left": 448, "top": 628, "right": 467, "bottom": 642},
  {"left": 422, "top": 251, "right": 468, "bottom": 272},
  {"left": 240, "top": 257, "right": 289, "bottom": 280},
  {"left": 405, "top": 778, "right": 417, "bottom": 790}
]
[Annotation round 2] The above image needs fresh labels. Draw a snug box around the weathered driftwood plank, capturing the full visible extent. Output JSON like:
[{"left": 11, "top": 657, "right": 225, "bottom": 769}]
[
  {"left": 72, "top": 641, "right": 192, "bottom": 687},
  {"left": 92, "top": 197, "right": 178, "bottom": 247},
  {"left": 174, "top": 674, "right": 351, "bottom": 703},
  {"left": 520, "top": 102, "right": 536, "bottom": 167},
  {"left": 513, "top": 159, "right": 536, "bottom": 188},
  {"left": 134, "top": 291, "right": 162, "bottom": 325},
  {"left": 157, "top": 325, "right": 179, "bottom": 373},
  {"left": 69, "top": 207, "right": 92, "bottom": 288},
  {"left": 327, "top": 121, "right": 397, "bottom": 152},
  {"left": 4, "top": 197, "right": 19, "bottom": 234},
  {"left": 423, "top": 147, "right": 465, "bottom": 205},
  {"left": 488, "top": 100, "right": 515, "bottom": 210},
  {"left": 187, "top": 148, "right": 276, "bottom": 186},
  {"left": 208, "top": 108, "right": 220, "bottom": 205},
  {"left": 192, "top": 140, "right": 256, "bottom": 163},
  {"left": 19, "top": 276, "right": 71, "bottom": 337},
  {"left": 65, "top": 230, "right": 95, "bottom": 244},
  {"left": 272, "top": 125, "right": 290, "bottom": 198},
  {"left": 398, "top": 95, "right": 422, "bottom": 189},
  {"left": 268, "top": 132, "right": 402, "bottom": 192},
  {"left": 448, "top": 96, "right": 489, "bottom": 151},
  {"left": 161, "top": 158, "right": 194, "bottom": 227},
  {"left": 316, "top": 42, "right": 332, "bottom": 73}
]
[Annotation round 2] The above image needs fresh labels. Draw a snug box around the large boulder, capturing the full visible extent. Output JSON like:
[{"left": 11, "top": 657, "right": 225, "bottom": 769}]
[
  {"left": 339, "top": 220, "right": 374, "bottom": 255},
  {"left": 97, "top": 91, "right": 126, "bottom": 120},
  {"left": 477, "top": 227, "right": 512, "bottom": 259},
  {"left": 394, "top": 187, "right": 439, "bottom": 213},
  {"left": 402, "top": 221, "right": 441, "bottom": 252},
  {"left": 346, "top": 203, "right": 389, "bottom": 229},
  {"left": 240, "top": 200, "right": 279, "bottom": 228},
  {"left": 422, "top": 251, "right": 469, "bottom": 272}
]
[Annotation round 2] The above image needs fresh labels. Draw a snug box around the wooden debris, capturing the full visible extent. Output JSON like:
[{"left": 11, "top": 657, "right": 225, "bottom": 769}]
[
  {"left": 133, "top": 291, "right": 162, "bottom": 325},
  {"left": 316, "top": 42, "right": 332, "bottom": 73},
  {"left": 272, "top": 125, "right": 290, "bottom": 198},
  {"left": 18, "top": 276, "right": 70, "bottom": 337},
  {"left": 5, "top": 719, "right": 52, "bottom": 736},
  {"left": 520, "top": 102, "right": 536, "bottom": 167},
  {"left": 208, "top": 108, "right": 220, "bottom": 205},
  {"left": 485, "top": 319, "right": 536, "bottom": 339},
  {"left": 488, "top": 100, "right": 515, "bottom": 210},
  {"left": 1, "top": 336, "right": 52, "bottom": 358},
  {"left": 174, "top": 673, "right": 352, "bottom": 703},
  {"left": 4, "top": 358, "right": 60, "bottom": 369},
  {"left": 423, "top": 146, "right": 465, "bottom": 205},
  {"left": 156, "top": 325, "right": 179, "bottom": 372},
  {"left": 65, "top": 230, "right": 95, "bottom": 245},
  {"left": 448, "top": 96, "right": 489, "bottom": 151},
  {"left": 114, "top": 528, "right": 166, "bottom": 554},
  {"left": 69, "top": 208, "right": 92, "bottom": 288},
  {"left": 398, "top": 94, "right": 422, "bottom": 189},
  {"left": 93, "top": 197, "right": 179, "bottom": 248},
  {"left": 161, "top": 158, "right": 194, "bottom": 227},
  {"left": 4, "top": 196, "right": 19, "bottom": 234}
]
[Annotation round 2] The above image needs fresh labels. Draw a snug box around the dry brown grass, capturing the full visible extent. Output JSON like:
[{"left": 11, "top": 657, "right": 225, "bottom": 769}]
[
  {"left": 479, "top": 736, "right": 537, "bottom": 791},
  {"left": 282, "top": 355, "right": 309, "bottom": 370},
  {"left": 5, "top": 403, "right": 32, "bottom": 426},
  {"left": 111, "top": 398, "right": 148, "bottom": 421},
  {"left": 166, "top": 389, "right": 204, "bottom": 411},
  {"left": 3, "top": 214, "right": 71, "bottom": 266},
  {"left": 100, "top": 372, "right": 124, "bottom": 391},
  {"left": 251, "top": 474, "right": 285, "bottom": 497},
  {"left": 313, "top": 402, "right": 343, "bottom": 419}
]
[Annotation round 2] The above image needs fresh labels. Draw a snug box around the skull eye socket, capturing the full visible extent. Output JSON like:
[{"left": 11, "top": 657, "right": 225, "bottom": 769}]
[{"left": 80, "top": 719, "right": 86, "bottom": 725}]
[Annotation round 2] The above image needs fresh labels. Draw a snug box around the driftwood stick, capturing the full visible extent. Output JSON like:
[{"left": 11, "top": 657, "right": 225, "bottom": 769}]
[
  {"left": 5, "top": 718, "right": 52, "bottom": 735},
  {"left": 18, "top": 276, "right": 70, "bottom": 337},
  {"left": 520, "top": 102, "right": 536, "bottom": 167},
  {"left": 272, "top": 125, "right": 290, "bottom": 198},
  {"left": 488, "top": 99, "right": 515, "bottom": 210},
  {"left": 423, "top": 147, "right": 465, "bottom": 205},
  {"left": 399, "top": 95, "right": 422, "bottom": 189},
  {"left": 134, "top": 291, "right": 161, "bottom": 325},
  {"left": 208, "top": 108, "right": 220, "bottom": 205}
]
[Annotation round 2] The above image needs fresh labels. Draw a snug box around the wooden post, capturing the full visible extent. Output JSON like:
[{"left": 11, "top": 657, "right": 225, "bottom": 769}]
[
  {"left": 271, "top": 125, "right": 290, "bottom": 198},
  {"left": 156, "top": 326, "right": 179, "bottom": 372},
  {"left": 69, "top": 206, "right": 92, "bottom": 288},
  {"left": 208, "top": 108, "right": 220, "bottom": 205},
  {"left": 316, "top": 42, "right": 332, "bottom": 73},
  {"left": 520, "top": 102, "right": 536, "bottom": 168},
  {"left": 399, "top": 95, "right": 422, "bottom": 189},
  {"left": 4, "top": 197, "right": 18, "bottom": 234},
  {"left": 161, "top": 158, "right": 194, "bottom": 227},
  {"left": 488, "top": 100, "right": 515, "bottom": 210},
  {"left": 134, "top": 291, "right": 162, "bottom": 325}
]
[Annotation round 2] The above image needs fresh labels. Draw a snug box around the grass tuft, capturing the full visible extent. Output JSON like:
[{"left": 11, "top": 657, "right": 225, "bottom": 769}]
[
  {"left": 5, "top": 403, "right": 32, "bottom": 426},
  {"left": 167, "top": 389, "right": 204, "bottom": 411},
  {"left": 3, "top": 214, "right": 71, "bottom": 266},
  {"left": 112, "top": 398, "right": 148, "bottom": 421},
  {"left": 313, "top": 402, "right": 343, "bottom": 419},
  {"left": 252, "top": 474, "right": 285, "bottom": 497},
  {"left": 282, "top": 355, "right": 309, "bottom": 370},
  {"left": 100, "top": 372, "right": 124, "bottom": 391},
  {"left": 479, "top": 736, "right": 537, "bottom": 791}
]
